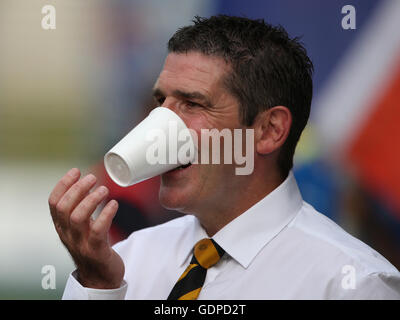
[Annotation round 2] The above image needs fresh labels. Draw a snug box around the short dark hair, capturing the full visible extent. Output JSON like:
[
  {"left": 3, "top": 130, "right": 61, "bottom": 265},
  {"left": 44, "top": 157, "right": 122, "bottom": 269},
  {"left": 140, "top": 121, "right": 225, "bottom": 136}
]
[{"left": 168, "top": 15, "right": 313, "bottom": 177}]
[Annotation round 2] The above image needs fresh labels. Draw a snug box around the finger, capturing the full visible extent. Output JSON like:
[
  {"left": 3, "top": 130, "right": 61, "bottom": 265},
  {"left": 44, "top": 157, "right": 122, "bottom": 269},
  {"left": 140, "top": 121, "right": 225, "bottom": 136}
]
[
  {"left": 56, "top": 174, "right": 97, "bottom": 227},
  {"left": 69, "top": 185, "right": 109, "bottom": 231},
  {"left": 89, "top": 199, "right": 118, "bottom": 243},
  {"left": 48, "top": 168, "right": 81, "bottom": 219}
]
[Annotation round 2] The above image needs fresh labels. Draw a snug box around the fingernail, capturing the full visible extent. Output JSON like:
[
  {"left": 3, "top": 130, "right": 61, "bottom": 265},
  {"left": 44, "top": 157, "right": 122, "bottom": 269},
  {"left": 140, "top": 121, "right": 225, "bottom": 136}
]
[
  {"left": 98, "top": 186, "right": 108, "bottom": 195},
  {"left": 111, "top": 200, "right": 118, "bottom": 207},
  {"left": 68, "top": 168, "right": 79, "bottom": 177},
  {"left": 85, "top": 174, "right": 96, "bottom": 183}
]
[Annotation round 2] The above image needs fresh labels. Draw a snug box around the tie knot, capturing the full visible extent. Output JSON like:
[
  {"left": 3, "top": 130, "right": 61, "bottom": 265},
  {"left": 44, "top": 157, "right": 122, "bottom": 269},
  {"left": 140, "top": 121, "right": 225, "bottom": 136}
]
[{"left": 193, "top": 238, "right": 224, "bottom": 269}]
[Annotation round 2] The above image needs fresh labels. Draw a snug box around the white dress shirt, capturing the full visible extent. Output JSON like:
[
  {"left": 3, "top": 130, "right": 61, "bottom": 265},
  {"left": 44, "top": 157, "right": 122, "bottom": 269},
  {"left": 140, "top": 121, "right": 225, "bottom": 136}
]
[{"left": 62, "top": 172, "right": 400, "bottom": 299}]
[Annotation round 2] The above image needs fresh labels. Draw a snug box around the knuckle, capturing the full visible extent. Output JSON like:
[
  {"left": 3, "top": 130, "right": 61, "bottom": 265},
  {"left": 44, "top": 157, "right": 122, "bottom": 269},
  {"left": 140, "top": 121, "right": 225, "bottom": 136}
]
[
  {"left": 85, "top": 195, "right": 97, "bottom": 207},
  {"left": 68, "top": 178, "right": 88, "bottom": 198},
  {"left": 87, "top": 192, "right": 103, "bottom": 207},
  {"left": 58, "top": 179, "right": 69, "bottom": 189},
  {"left": 63, "top": 172, "right": 78, "bottom": 184},
  {"left": 54, "top": 221, "right": 64, "bottom": 233},
  {"left": 69, "top": 212, "right": 83, "bottom": 226},
  {"left": 68, "top": 182, "right": 82, "bottom": 195},
  {"left": 62, "top": 191, "right": 73, "bottom": 204},
  {"left": 90, "top": 225, "right": 102, "bottom": 238},
  {"left": 78, "top": 201, "right": 90, "bottom": 214},
  {"left": 89, "top": 227, "right": 103, "bottom": 244},
  {"left": 55, "top": 201, "right": 66, "bottom": 213},
  {"left": 48, "top": 195, "right": 57, "bottom": 208},
  {"left": 78, "top": 175, "right": 95, "bottom": 189},
  {"left": 60, "top": 178, "right": 74, "bottom": 192}
]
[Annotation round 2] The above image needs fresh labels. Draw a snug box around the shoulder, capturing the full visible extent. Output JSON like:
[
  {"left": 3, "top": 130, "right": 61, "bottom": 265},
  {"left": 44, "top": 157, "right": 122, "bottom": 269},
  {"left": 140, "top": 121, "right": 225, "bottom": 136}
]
[
  {"left": 285, "top": 202, "right": 400, "bottom": 298},
  {"left": 288, "top": 201, "right": 398, "bottom": 274}
]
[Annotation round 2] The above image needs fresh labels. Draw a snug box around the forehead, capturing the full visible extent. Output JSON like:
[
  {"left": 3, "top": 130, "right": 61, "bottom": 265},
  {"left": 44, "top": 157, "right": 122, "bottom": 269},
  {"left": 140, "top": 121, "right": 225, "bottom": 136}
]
[{"left": 156, "top": 52, "right": 230, "bottom": 94}]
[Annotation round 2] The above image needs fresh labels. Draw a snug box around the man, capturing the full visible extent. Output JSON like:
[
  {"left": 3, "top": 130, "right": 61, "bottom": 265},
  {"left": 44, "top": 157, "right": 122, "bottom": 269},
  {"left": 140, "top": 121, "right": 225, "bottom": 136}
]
[{"left": 50, "top": 15, "right": 400, "bottom": 299}]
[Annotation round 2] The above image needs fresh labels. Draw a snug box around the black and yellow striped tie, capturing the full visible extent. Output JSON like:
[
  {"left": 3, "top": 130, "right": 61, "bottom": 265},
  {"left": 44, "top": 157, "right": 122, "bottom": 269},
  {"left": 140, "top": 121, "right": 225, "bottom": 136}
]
[{"left": 167, "top": 238, "right": 225, "bottom": 300}]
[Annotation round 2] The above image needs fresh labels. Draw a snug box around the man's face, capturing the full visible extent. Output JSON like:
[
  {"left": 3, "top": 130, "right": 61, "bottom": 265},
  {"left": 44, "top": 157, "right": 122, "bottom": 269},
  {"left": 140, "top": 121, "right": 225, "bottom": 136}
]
[{"left": 153, "top": 52, "right": 244, "bottom": 214}]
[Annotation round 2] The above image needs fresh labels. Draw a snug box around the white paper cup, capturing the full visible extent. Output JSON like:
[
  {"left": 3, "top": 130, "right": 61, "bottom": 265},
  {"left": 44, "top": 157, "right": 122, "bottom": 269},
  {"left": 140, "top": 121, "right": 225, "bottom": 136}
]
[{"left": 104, "top": 106, "right": 195, "bottom": 187}]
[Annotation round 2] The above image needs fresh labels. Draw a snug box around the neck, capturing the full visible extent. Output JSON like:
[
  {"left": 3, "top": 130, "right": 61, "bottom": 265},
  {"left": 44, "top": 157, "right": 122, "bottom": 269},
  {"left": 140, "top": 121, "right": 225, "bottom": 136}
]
[{"left": 195, "top": 168, "right": 286, "bottom": 237}]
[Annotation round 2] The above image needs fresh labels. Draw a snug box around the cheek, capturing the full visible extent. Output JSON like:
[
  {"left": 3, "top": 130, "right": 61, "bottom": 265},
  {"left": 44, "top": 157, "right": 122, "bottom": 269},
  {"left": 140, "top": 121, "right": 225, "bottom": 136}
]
[
  {"left": 181, "top": 113, "right": 212, "bottom": 152},
  {"left": 180, "top": 111, "right": 239, "bottom": 168},
  {"left": 181, "top": 111, "right": 212, "bottom": 131}
]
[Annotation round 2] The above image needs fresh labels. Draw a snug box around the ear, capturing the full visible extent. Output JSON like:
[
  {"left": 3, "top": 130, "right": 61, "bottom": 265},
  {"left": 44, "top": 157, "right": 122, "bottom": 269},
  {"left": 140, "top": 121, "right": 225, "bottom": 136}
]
[{"left": 254, "top": 106, "right": 292, "bottom": 155}]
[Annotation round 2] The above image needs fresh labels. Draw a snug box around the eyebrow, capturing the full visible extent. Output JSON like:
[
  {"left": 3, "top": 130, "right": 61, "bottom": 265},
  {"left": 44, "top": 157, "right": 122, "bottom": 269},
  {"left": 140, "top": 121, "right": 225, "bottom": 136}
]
[{"left": 152, "top": 87, "right": 212, "bottom": 108}]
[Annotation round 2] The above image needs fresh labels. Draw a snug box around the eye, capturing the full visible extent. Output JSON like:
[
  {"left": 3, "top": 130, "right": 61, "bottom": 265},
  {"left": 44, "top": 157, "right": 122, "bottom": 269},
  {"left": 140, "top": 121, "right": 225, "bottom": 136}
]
[
  {"left": 156, "top": 97, "right": 166, "bottom": 105},
  {"left": 186, "top": 100, "right": 200, "bottom": 108}
]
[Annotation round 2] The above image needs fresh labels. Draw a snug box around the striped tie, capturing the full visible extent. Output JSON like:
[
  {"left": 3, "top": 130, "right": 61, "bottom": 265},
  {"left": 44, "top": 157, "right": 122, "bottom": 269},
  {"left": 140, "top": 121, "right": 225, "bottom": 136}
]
[{"left": 167, "top": 238, "right": 225, "bottom": 300}]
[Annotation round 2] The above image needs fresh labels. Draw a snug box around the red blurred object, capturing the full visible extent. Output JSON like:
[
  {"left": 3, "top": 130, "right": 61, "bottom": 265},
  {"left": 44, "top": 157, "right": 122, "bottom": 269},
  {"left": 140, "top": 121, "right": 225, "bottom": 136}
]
[{"left": 347, "top": 57, "right": 400, "bottom": 218}]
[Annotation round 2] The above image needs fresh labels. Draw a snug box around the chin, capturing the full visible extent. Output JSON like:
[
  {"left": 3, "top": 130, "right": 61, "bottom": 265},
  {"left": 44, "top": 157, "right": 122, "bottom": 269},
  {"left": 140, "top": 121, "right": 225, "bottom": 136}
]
[
  {"left": 158, "top": 164, "right": 204, "bottom": 213},
  {"left": 158, "top": 185, "right": 193, "bottom": 213}
]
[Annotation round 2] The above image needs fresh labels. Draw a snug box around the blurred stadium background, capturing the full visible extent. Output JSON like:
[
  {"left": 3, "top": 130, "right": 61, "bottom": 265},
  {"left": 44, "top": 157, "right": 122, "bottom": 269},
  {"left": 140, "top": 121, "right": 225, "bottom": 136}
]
[{"left": 1, "top": 0, "right": 399, "bottom": 299}]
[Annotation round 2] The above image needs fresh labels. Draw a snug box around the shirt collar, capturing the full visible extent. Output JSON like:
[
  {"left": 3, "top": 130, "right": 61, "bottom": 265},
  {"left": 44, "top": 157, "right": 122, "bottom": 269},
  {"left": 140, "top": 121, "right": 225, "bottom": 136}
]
[{"left": 178, "top": 171, "right": 303, "bottom": 269}]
